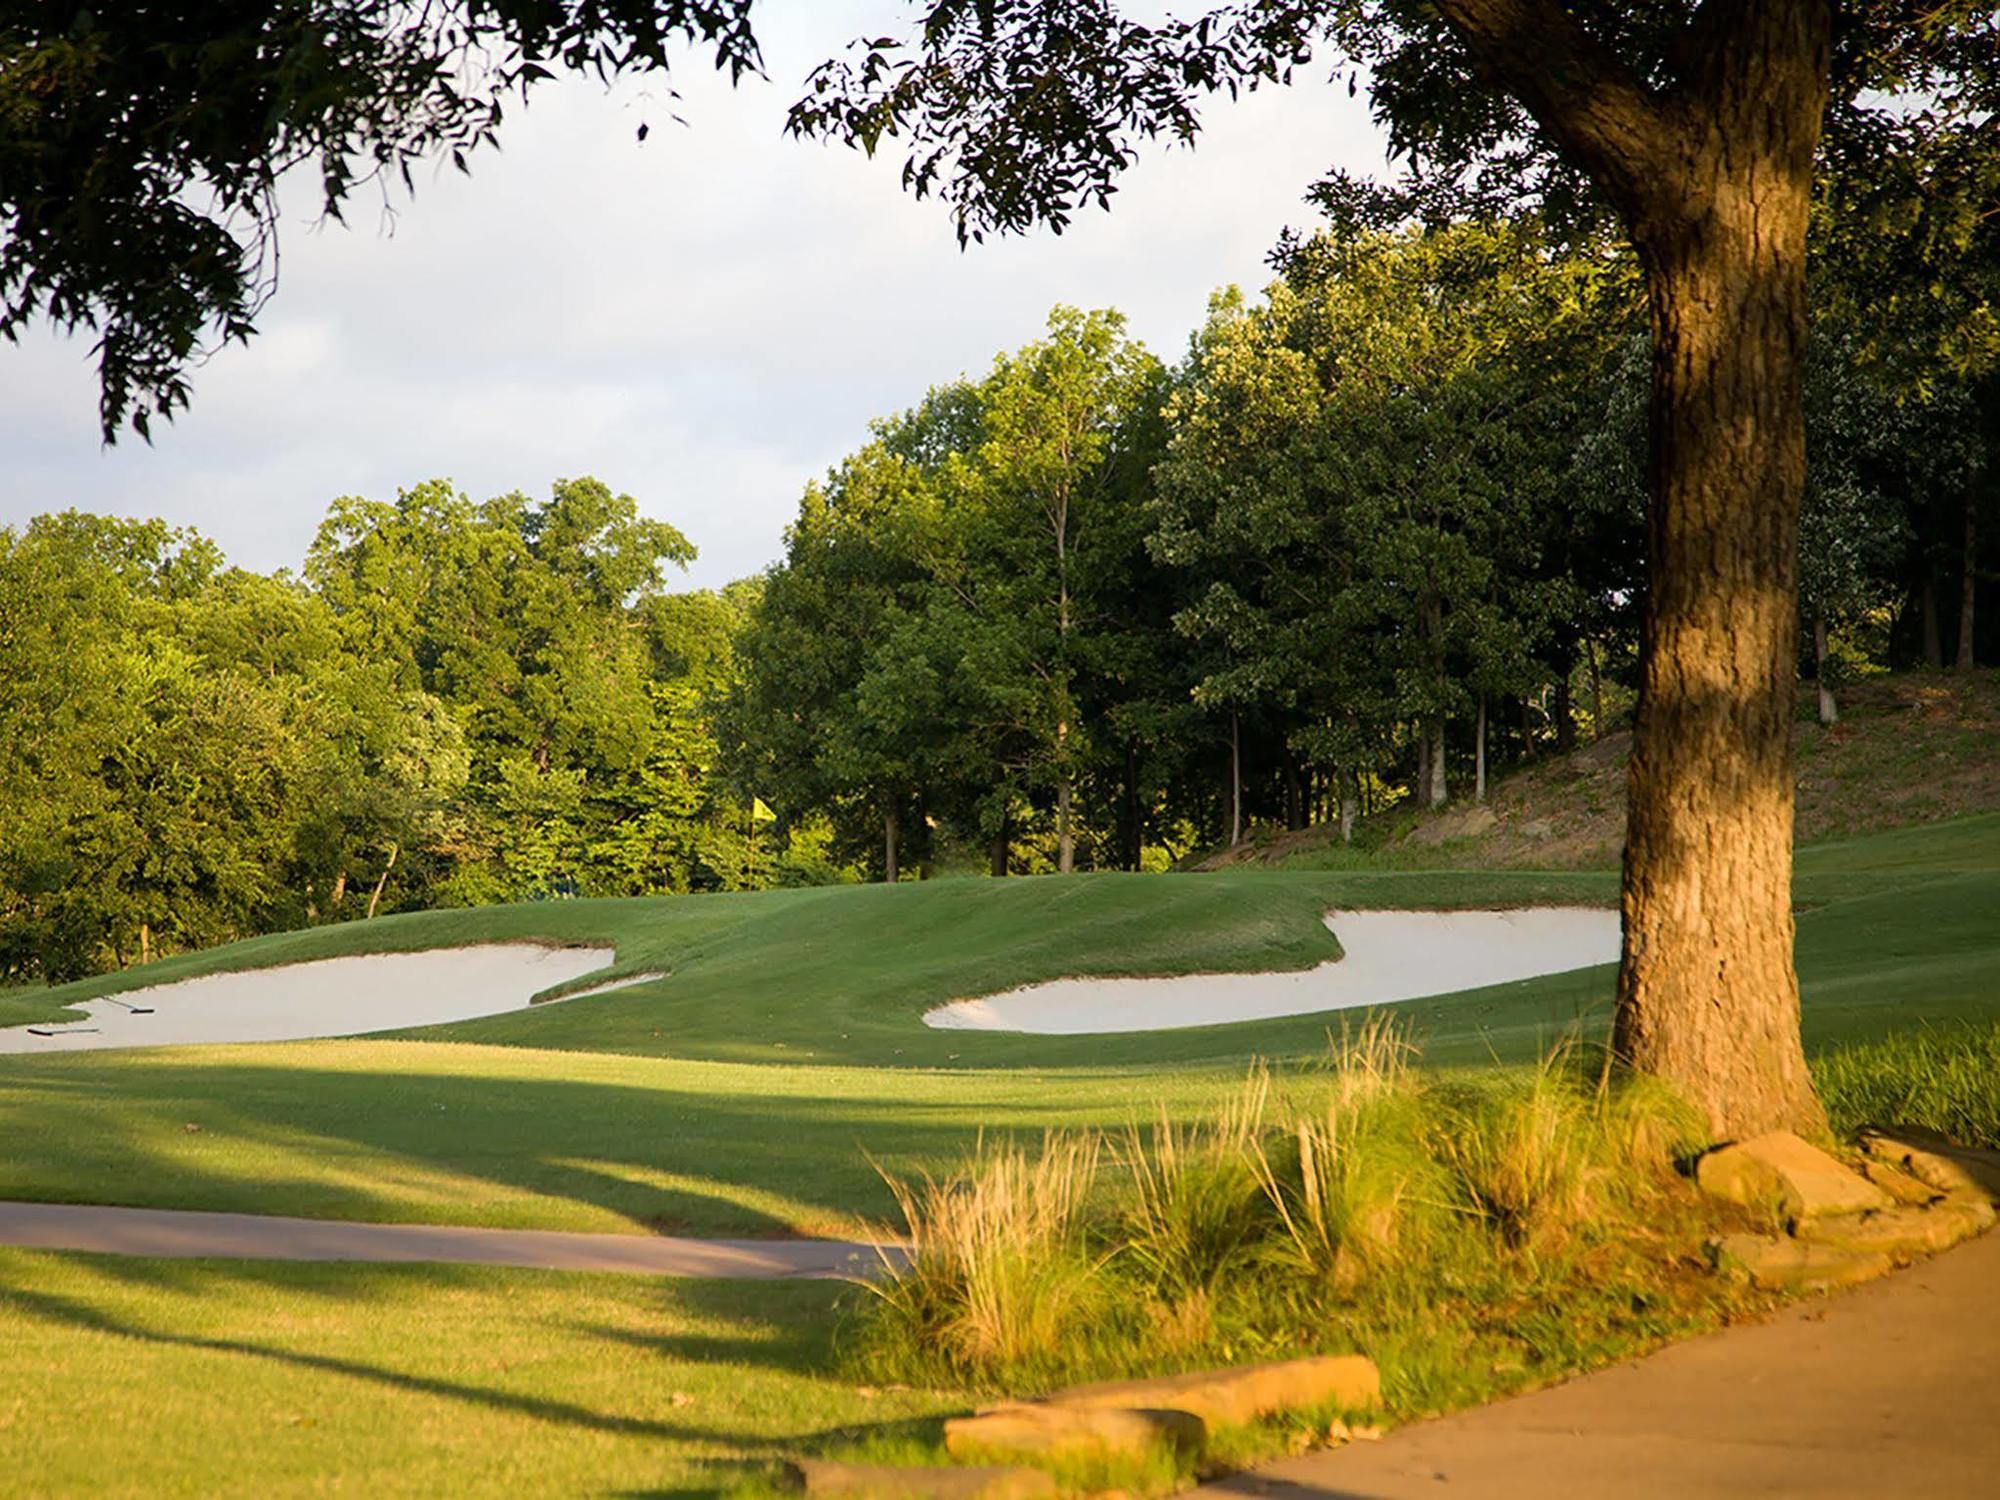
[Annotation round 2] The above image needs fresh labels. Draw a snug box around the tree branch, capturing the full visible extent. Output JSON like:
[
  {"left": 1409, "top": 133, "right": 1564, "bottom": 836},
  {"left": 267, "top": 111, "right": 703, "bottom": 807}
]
[{"left": 1430, "top": 0, "right": 1677, "bottom": 225}]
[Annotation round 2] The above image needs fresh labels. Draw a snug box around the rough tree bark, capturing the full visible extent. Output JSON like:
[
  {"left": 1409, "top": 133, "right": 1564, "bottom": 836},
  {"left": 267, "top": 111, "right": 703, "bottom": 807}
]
[
  {"left": 1424, "top": 716, "right": 1449, "bottom": 808},
  {"left": 1056, "top": 775, "right": 1075, "bottom": 874},
  {"left": 1437, "top": 0, "right": 1832, "bottom": 1138},
  {"left": 1552, "top": 650, "right": 1578, "bottom": 753}
]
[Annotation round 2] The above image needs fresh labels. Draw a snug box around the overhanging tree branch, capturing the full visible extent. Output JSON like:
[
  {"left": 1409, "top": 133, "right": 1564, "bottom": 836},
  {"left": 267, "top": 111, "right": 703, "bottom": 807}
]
[{"left": 1429, "top": 0, "right": 1676, "bottom": 225}]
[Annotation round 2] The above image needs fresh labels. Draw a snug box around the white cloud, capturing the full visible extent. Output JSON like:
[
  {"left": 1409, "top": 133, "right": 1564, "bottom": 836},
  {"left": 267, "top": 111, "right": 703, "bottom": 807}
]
[{"left": 0, "top": 10, "right": 1389, "bottom": 590}]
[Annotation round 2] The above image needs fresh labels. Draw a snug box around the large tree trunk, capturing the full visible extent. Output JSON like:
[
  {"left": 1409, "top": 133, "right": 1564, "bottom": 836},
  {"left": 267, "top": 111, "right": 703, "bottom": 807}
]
[
  {"left": 1612, "top": 23, "right": 1830, "bottom": 1141},
  {"left": 1338, "top": 768, "right": 1357, "bottom": 846},
  {"left": 1958, "top": 492, "right": 1978, "bottom": 672},
  {"left": 1814, "top": 617, "right": 1838, "bottom": 726},
  {"left": 883, "top": 805, "right": 899, "bottom": 884},
  {"left": 1438, "top": 0, "right": 1833, "bottom": 1140}
]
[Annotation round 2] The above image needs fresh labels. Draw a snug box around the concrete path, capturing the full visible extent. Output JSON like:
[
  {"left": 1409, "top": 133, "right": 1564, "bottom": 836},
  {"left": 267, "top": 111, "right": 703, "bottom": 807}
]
[
  {"left": 0, "top": 1200, "right": 892, "bottom": 1280},
  {"left": 1202, "top": 1227, "right": 2000, "bottom": 1498}
]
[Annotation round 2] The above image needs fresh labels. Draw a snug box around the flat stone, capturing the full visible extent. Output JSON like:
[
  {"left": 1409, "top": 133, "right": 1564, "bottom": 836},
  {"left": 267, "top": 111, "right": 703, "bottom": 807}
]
[
  {"left": 1696, "top": 1132, "right": 1891, "bottom": 1224},
  {"left": 1801, "top": 1198, "right": 1995, "bottom": 1261},
  {"left": 944, "top": 1404, "right": 1203, "bottom": 1464},
  {"left": 1860, "top": 1127, "right": 2000, "bottom": 1205},
  {"left": 1714, "top": 1233, "right": 1895, "bottom": 1293},
  {"left": 1858, "top": 1158, "right": 1944, "bottom": 1207},
  {"left": 792, "top": 1459, "right": 1057, "bottom": 1498},
  {"left": 1042, "top": 1355, "right": 1382, "bottom": 1431}
]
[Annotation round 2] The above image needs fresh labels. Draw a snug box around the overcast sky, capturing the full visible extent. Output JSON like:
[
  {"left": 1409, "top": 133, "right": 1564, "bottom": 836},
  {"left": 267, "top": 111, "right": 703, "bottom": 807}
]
[{"left": 2, "top": 7, "right": 1391, "bottom": 591}]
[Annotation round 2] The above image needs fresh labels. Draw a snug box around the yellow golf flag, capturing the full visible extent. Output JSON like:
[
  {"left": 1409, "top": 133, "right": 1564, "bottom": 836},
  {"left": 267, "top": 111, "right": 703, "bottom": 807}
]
[{"left": 750, "top": 797, "right": 777, "bottom": 824}]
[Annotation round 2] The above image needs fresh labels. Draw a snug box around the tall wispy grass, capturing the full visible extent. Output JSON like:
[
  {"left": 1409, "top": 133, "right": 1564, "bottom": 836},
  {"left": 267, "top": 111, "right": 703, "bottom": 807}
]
[
  {"left": 857, "top": 1133, "right": 1108, "bottom": 1382},
  {"left": 1251, "top": 1022, "right": 1445, "bottom": 1290},
  {"left": 1119, "top": 1073, "right": 1268, "bottom": 1305},
  {"left": 854, "top": 1023, "right": 1730, "bottom": 1396},
  {"left": 1816, "top": 1020, "right": 2000, "bottom": 1149}
]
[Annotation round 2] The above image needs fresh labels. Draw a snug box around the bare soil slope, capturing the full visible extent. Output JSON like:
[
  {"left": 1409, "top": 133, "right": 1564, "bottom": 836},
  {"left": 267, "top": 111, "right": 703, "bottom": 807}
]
[{"left": 1205, "top": 670, "right": 2000, "bottom": 872}]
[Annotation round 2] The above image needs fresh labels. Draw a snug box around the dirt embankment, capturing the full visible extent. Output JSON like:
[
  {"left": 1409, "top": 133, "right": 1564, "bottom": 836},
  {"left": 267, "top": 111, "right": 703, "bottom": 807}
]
[{"left": 1201, "top": 671, "right": 2000, "bottom": 872}]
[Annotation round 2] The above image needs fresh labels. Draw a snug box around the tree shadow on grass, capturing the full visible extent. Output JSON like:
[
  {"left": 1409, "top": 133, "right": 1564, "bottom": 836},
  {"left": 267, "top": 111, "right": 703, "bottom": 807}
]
[
  {"left": 0, "top": 1057, "right": 1084, "bottom": 1237},
  {"left": 0, "top": 1272, "right": 818, "bottom": 1452}
]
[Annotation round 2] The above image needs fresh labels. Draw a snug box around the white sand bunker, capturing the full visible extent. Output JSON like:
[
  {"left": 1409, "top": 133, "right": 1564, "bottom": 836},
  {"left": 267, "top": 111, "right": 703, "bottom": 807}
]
[
  {"left": 926, "top": 908, "right": 1621, "bottom": 1035},
  {"left": 0, "top": 944, "right": 626, "bottom": 1054}
]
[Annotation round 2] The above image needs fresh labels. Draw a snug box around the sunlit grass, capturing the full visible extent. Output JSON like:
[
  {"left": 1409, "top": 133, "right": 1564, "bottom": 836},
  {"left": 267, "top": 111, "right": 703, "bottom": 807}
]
[
  {"left": 0, "top": 1249, "right": 956, "bottom": 1499},
  {"left": 1816, "top": 1019, "right": 2000, "bottom": 1150}
]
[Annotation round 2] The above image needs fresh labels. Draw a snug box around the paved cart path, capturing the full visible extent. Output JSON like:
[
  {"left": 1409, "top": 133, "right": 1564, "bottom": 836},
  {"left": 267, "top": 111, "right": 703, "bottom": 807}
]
[
  {"left": 0, "top": 1200, "right": 892, "bottom": 1279},
  {"left": 1202, "top": 1225, "right": 2000, "bottom": 1498}
]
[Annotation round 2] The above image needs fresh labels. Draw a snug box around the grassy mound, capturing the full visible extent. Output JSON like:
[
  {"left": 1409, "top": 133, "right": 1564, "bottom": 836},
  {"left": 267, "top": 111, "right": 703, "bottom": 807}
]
[{"left": 0, "top": 817, "right": 1995, "bottom": 1240}]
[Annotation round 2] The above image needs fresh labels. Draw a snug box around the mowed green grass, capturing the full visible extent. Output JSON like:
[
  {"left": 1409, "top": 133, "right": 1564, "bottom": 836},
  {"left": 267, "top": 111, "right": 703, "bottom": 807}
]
[
  {"left": 0, "top": 1248, "right": 949, "bottom": 1498},
  {"left": 0, "top": 815, "right": 1996, "bottom": 1496},
  {"left": 10, "top": 866, "right": 1625, "bottom": 1063},
  {"left": 0, "top": 817, "right": 1994, "bottom": 1236}
]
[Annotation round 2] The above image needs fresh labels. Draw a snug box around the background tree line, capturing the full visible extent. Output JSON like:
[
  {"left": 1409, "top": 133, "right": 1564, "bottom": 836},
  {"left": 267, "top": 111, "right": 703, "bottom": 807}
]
[
  {"left": 731, "top": 211, "right": 1997, "bottom": 881},
  {"left": 3, "top": 208, "right": 1992, "bottom": 979},
  {"left": 0, "top": 479, "right": 839, "bottom": 981}
]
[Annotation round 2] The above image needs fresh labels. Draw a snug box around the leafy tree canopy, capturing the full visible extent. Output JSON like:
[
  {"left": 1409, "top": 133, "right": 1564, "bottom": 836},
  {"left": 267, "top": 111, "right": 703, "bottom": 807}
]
[{"left": 6, "top": 3, "right": 1993, "bottom": 439}]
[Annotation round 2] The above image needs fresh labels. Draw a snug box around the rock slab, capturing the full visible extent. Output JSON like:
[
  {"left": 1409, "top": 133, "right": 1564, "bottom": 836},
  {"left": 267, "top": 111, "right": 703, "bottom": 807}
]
[
  {"left": 1715, "top": 1233, "right": 1895, "bottom": 1293},
  {"left": 1696, "top": 1131, "right": 1891, "bottom": 1224},
  {"left": 944, "top": 1404, "right": 1204, "bottom": 1464},
  {"left": 792, "top": 1459, "right": 1058, "bottom": 1499},
  {"left": 1802, "top": 1197, "right": 1995, "bottom": 1261},
  {"left": 1042, "top": 1354, "right": 1382, "bottom": 1431},
  {"left": 1860, "top": 1127, "right": 2000, "bottom": 1205}
]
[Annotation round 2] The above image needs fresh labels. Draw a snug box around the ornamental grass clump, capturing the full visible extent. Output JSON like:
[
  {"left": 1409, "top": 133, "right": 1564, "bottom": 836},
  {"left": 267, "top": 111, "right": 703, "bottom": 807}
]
[
  {"left": 1248, "top": 1036, "right": 1448, "bottom": 1292},
  {"left": 858, "top": 1133, "right": 1108, "bottom": 1385},
  {"left": 850, "top": 1022, "right": 1729, "bottom": 1406},
  {"left": 1433, "top": 1043, "right": 1706, "bottom": 1250},
  {"left": 1118, "top": 1074, "right": 1269, "bottom": 1304},
  {"left": 1433, "top": 1056, "right": 1596, "bottom": 1248}
]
